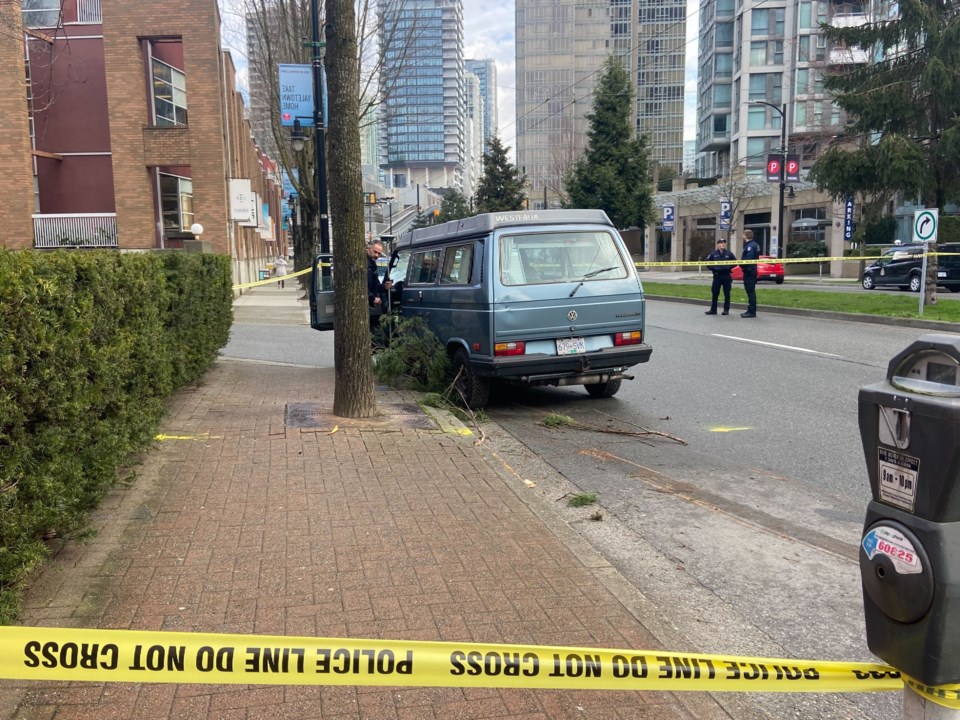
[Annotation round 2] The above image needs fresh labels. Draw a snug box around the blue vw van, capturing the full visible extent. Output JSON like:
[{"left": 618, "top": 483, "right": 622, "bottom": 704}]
[{"left": 383, "top": 209, "right": 651, "bottom": 407}]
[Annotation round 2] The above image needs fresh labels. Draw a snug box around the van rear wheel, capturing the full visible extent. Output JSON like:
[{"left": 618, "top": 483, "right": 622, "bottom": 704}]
[
  {"left": 584, "top": 379, "right": 622, "bottom": 398},
  {"left": 452, "top": 349, "right": 490, "bottom": 409}
]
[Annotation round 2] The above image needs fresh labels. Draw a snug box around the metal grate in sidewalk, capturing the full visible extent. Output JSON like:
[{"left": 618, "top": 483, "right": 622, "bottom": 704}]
[{"left": 284, "top": 402, "right": 437, "bottom": 431}]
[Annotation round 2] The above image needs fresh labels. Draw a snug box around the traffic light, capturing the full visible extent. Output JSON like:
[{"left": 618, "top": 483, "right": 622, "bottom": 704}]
[
  {"left": 433, "top": 208, "right": 440, "bottom": 217},
  {"left": 367, "top": 193, "right": 377, "bottom": 205}
]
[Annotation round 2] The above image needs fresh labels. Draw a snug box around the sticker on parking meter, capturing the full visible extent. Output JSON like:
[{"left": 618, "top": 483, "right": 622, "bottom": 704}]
[
  {"left": 862, "top": 526, "right": 922, "bottom": 574},
  {"left": 877, "top": 448, "right": 919, "bottom": 512}
]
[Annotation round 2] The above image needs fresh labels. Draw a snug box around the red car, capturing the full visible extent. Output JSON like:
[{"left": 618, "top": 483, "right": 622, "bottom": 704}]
[{"left": 731, "top": 255, "right": 785, "bottom": 284}]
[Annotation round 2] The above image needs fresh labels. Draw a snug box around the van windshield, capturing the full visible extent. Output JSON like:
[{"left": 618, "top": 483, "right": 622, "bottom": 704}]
[{"left": 499, "top": 231, "right": 628, "bottom": 286}]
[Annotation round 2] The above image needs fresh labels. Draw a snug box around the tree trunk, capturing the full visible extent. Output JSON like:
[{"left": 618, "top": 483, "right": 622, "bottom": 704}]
[{"left": 325, "top": 0, "right": 377, "bottom": 418}]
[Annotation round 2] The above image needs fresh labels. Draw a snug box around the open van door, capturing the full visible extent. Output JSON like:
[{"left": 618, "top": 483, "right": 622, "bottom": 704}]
[{"left": 309, "top": 253, "right": 335, "bottom": 330}]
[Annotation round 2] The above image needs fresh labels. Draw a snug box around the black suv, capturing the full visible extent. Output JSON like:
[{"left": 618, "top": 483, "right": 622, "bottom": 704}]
[{"left": 861, "top": 243, "right": 960, "bottom": 293}]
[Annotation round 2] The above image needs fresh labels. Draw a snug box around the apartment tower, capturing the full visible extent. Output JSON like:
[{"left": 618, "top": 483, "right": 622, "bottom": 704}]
[
  {"left": 465, "top": 58, "right": 497, "bottom": 155},
  {"left": 515, "top": 0, "right": 686, "bottom": 210},
  {"left": 379, "top": 0, "right": 466, "bottom": 192}
]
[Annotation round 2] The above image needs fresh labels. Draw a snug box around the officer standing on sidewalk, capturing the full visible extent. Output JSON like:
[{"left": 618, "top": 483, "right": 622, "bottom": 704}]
[
  {"left": 739, "top": 229, "right": 760, "bottom": 318},
  {"left": 704, "top": 237, "right": 737, "bottom": 315}
]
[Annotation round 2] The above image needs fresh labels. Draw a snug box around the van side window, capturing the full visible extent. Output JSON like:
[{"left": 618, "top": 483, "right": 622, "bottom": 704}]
[
  {"left": 410, "top": 249, "right": 442, "bottom": 284},
  {"left": 440, "top": 243, "right": 474, "bottom": 285}
]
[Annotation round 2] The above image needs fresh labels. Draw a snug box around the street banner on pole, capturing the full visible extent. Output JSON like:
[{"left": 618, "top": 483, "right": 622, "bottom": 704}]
[
  {"left": 278, "top": 64, "right": 313, "bottom": 127},
  {"left": 844, "top": 197, "right": 855, "bottom": 241},
  {"left": 766, "top": 155, "right": 781, "bottom": 183},
  {"left": 786, "top": 156, "right": 801, "bottom": 182},
  {"left": 662, "top": 204, "right": 675, "bottom": 233}
]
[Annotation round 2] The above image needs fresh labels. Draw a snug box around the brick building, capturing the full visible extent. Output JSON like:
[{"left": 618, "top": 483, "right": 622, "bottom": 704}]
[{"left": 0, "top": 0, "right": 283, "bottom": 286}]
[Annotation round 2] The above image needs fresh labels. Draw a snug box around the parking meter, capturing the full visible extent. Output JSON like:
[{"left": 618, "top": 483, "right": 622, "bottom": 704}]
[{"left": 858, "top": 334, "right": 960, "bottom": 685}]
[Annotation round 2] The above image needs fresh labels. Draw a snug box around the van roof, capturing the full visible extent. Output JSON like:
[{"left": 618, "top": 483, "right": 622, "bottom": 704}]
[{"left": 397, "top": 209, "right": 614, "bottom": 248}]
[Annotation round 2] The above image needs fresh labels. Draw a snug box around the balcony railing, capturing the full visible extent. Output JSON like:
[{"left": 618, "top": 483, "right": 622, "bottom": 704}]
[
  {"left": 33, "top": 213, "right": 118, "bottom": 249},
  {"left": 77, "top": 0, "right": 101, "bottom": 23}
]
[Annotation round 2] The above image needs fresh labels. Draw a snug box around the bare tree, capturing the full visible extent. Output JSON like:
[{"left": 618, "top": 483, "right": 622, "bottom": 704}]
[{"left": 233, "top": 0, "right": 423, "bottom": 278}]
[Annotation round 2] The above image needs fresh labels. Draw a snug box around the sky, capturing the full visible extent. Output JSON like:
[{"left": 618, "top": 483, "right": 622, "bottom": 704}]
[{"left": 221, "top": 0, "right": 701, "bottom": 155}]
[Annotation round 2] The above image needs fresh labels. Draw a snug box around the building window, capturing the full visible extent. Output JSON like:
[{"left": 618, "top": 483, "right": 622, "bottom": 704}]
[
  {"left": 159, "top": 175, "right": 194, "bottom": 234},
  {"left": 22, "top": 0, "right": 60, "bottom": 28},
  {"left": 152, "top": 59, "right": 188, "bottom": 126},
  {"left": 752, "top": 9, "right": 768, "bottom": 35},
  {"left": 715, "top": 53, "right": 733, "bottom": 77},
  {"left": 748, "top": 106, "right": 766, "bottom": 130},
  {"left": 747, "top": 137, "right": 766, "bottom": 160},
  {"left": 748, "top": 74, "right": 768, "bottom": 100}
]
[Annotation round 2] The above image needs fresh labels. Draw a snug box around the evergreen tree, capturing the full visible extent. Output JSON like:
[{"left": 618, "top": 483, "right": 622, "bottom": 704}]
[
  {"left": 473, "top": 136, "right": 527, "bottom": 213},
  {"left": 563, "top": 56, "right": 655, "bottom": 230},
  {"left": 410, "top": 209, "right": 431, "bottom": 229},
  {"left": 438, "top": 188, "right": 472, "bottom": 222},
  {"left": 810, "top": 1, "right": 960, "bottom": 303}
]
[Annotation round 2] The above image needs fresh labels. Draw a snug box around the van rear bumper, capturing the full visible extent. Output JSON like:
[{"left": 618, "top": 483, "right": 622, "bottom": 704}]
[{"left": 474, "top": 344, "right": 652, "bottom": 382}]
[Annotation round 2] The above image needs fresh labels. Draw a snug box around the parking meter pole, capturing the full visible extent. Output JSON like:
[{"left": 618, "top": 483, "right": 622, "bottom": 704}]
[
  {"left": 904, "top": 686, "right": 960, "bottom": 719},
  {"left": 919, "top": 250, "right": 928, "bottom": 316}
]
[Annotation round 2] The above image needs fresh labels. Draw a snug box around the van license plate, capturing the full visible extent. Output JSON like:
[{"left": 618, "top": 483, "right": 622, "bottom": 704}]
[
  {"left": 557, "top": 337, "right": 586, "bottom": 355},
  {"left": 938, "top": 271, "right": 947, "bottom": 278}
]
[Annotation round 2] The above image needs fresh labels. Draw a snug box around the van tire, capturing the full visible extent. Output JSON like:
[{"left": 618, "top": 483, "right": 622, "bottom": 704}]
[
  {"left": 452, "top": 349, "right": 491, "bottom": 409},
  {"left": 584, "top": 379, "right": 622, "bottom": 398}
]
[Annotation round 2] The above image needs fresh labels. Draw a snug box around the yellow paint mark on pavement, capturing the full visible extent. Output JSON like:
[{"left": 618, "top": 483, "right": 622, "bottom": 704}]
[
  {"left": 154, "top": 433, "right": 221, "bottom": 441},
  {"left": 709, "top": 426, "right": 753, "bottom": 433}
]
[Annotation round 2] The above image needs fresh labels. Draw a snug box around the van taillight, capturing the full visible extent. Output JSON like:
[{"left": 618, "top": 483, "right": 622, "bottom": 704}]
[
  {"left": 614, "top": 331, "right": 642, "bottom": 346},
  {"left": 494, "top": 341, "right": 526, "bottom": 356}
]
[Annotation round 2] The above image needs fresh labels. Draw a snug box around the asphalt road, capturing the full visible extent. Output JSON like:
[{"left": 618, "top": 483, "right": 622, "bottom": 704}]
[
  {"left": 480, "top": 301, "right": 936, "bottom": 720},
  {"left": 221, "top": 304, "right": 939, "bottom": 719}
]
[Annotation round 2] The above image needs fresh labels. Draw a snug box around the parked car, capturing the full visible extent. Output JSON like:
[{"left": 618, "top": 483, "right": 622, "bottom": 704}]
[
  {"left": 860, "top": 243, "right": 960, "bottom": 292},
  {"left": 730, "top": 256, "right": 785, "bottom": 284}
]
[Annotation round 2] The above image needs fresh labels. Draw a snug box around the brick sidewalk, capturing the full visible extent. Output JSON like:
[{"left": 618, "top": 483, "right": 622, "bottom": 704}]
[{"left": 2, "top": 307, "right": 745, "bottom": 718}]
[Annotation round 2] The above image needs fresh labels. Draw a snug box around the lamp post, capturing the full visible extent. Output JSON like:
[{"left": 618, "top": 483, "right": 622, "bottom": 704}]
[
  {"left": 311, "top": 3, "right": 330, "bottom": 260},
  {"left": 288, "top": 1, "right": 329, "bottom": 262},
  {"left": 753, "top": 100, "right": 787, "bottom": 259},
  {"left": 381, "top": 195, "right": 394, "bottom": 238}
]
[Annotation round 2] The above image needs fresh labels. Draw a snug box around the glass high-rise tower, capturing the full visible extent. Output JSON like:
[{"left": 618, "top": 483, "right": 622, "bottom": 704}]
[
  {"left": 516, "top": 0, "right": 686, "bottom": 209},
  {"left": 379, "top": 0, "right": 465, "bottom": 191}
]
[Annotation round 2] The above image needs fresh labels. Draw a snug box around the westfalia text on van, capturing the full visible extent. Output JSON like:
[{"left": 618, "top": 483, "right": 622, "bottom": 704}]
[{"left": 385, "top": 209, "right": 652, "bottom": 408}]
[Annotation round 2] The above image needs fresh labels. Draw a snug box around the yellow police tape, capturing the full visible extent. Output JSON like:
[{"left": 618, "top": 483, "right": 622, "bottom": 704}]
[
  {"left": 635, "top": 251, "right": 960, "bottom": 269},
  {"left": 233, "top": 266, "right": 312, "bottom": 291},
  {"left": 1, "top": 627, "right": 958, "bottom": 707}
]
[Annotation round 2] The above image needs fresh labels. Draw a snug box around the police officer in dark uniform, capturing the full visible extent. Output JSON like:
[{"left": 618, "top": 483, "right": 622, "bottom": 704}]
[
  {"left": 739, "top": 229, "right": 760, "bottom": 318},
  {"left": 367, "top": 242, "right": 391, "bottom": 340},
  {"left": 704, "top": 237, "right": 737, "bottom": 315}
]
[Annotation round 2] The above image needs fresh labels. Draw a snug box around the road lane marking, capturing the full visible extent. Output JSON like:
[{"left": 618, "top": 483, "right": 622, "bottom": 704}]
[
  {"left": 712, "top": 334, "right": 842, "bottom": 359},
  {"left": 709, "top": 426, "right": 753, "bottom": 433}
]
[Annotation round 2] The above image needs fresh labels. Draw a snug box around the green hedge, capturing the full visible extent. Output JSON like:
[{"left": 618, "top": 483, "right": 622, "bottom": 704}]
[{"left": 0, "top": 250, "right": 232, "bottom": 622}]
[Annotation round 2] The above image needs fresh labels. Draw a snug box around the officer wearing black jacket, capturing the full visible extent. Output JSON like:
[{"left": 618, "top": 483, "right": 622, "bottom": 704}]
[
  {"left": 739, "top": 229, "right": 760, "bottom": 318},
  {"left": 367, "top": 242, "right": 391, "bottom": 335},
  {"left": 704, "top": 237, "right": 737, "bottom": 315}
]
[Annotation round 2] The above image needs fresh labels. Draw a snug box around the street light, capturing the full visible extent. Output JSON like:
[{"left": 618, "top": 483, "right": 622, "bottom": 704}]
[
  {"left": 753, "top": 100, "right": 787, "bottom": 259},
  {"left": 287, "top": 1, "right": 330, "bottom": 262},
  {"left": 381, "top": 195, "right": 394, "bottom": 238}
]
